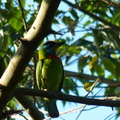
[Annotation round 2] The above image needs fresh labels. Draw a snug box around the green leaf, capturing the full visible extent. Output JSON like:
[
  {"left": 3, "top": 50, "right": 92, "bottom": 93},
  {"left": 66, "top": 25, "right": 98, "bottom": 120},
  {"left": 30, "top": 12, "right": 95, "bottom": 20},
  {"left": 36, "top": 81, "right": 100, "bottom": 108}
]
[
  {"left": 0, "top": 30, "right": 12, "bottom": 57},
  {"left": 20, "top": 0, "right": 26, "bottom": 7},
  {"left": 92, "top": 29, "right": 104, "bottom": 49},
  {"left": 84, "top": 78, "right": 99, "bottom": 92},
  {"left": 5, "top": 0, "right": 14, "bottom": 10},
  {"left": 65, "top": 55, "right": 72, "bottom": 65},
  {"left": 112, "top": 12, "right": 120, "bottom": 25},
  {"left": 114, "top": 61, "right": 120, "bottom": 79},
  {"left": 67, "top": 46, "right": 81, "bottom": 55},
  {"left": 2, "top": 34, "right": 11, "bottom": 51},
  {"left": 72, "top": 39, "right": 92, "bottom": 47},
  {"left": 78, "top": 56, "right": 88, "bottom": 72},
  {"left": 105, "top": 87, "right": 116, "bottom": 96},
  {"left": 102, "top": 57, "right": 116, "bottom": 74},
  {"left": 106, "top": 31, "right": 120, "bottom": 50},
  {"left": 81, "top": 33, "right": 93, "bottom": 39},
  {"left": 62, "top": 16, "right": 76, "bottom": 35},
  {"left": 69, "top": 8, "right": 79, "bottom": 20},
  {"left": 63, "top": 77, "right": 79, "bottom": 95},
  {"left": 62, "top": 16, "right": 74, "bottom": 25},
  {"left": 9, "top": 7, "right": 23, "bottom": 31},
  {"left": 7, "top": 99, "right": 18, "bottom": 109},
  {"left": 89, "top": 56, "right": 98, "bottom": 69},
  {"left": 83, "top": 20, "right": 92, "bottom": 27},
  {"left": 94, "top": 63, "right": 104, "bottom": 76}
]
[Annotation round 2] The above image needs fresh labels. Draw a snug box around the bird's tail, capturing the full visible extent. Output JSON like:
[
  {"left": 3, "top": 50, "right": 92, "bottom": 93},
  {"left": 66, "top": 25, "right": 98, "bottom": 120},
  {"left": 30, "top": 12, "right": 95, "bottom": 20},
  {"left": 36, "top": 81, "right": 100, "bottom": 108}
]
[{"left": 46, "top": 99, "right": 59, "bottom": 118}]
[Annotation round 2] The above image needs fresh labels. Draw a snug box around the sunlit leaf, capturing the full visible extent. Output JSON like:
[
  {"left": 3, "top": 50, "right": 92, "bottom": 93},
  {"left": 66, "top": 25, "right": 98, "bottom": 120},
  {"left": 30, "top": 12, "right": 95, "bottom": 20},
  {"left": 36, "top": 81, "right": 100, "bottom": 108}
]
[
  {"left": 89, "top": 56, "right": 98, "bottom": 69},
  {"left": 9, "top": 7, "right": 23, "bottom": 31},
  {"left": 84, "top": 78, "right": 99, "bottom": 92},
  {"left": 112, "top": 12, "right": 120, "bottom": 26},
  {"left": 20, "top": 0, "right": 26, "bottom": 7}
]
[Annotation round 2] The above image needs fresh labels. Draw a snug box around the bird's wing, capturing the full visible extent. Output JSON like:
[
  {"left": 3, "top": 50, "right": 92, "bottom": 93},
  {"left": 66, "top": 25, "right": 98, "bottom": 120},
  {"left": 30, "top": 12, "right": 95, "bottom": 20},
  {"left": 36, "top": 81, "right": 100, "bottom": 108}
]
[
  {"left": 58, "top": 58, "right": 64, "bottom": 92},
  {"left": 36, "top": 59, "right": 44, "bottom": 90}
]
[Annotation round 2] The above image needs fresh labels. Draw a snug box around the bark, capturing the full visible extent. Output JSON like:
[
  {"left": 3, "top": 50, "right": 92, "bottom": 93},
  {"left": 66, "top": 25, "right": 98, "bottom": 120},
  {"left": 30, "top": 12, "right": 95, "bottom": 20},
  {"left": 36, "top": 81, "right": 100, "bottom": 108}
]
[
  {"left": 64, "top": 70, "right": 120, "bottom": 86},
  {"left": 0, "top": 0, "right": 61, "bottom": 119},
  {"left": 15, "top": 88, "right": 120, "bottom": 107}
]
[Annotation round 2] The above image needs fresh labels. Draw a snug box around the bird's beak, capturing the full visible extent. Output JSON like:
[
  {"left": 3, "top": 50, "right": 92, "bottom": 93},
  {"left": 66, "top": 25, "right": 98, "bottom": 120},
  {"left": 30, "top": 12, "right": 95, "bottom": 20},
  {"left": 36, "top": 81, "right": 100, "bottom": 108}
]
[
  {"left": 52, "top": 42, "right": 65, "bottom": 51},
  {"left": 56, "top": 42, "right": 65, "bottom": 47}
]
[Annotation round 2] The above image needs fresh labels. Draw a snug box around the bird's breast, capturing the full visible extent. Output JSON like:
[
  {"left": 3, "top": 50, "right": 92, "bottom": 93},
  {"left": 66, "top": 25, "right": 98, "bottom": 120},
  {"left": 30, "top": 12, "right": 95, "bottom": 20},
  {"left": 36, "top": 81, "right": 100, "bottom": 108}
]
[
  {"left": 41, "top": 58, "right": 63, "bottom": 91},
  {"left": 47, "top": 55, "right": 59, "bottom": 59}
]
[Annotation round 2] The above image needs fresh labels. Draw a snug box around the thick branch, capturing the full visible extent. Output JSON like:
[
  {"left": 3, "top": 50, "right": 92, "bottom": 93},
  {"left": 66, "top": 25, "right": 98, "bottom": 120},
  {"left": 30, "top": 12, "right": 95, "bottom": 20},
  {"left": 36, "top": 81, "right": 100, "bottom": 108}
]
[
  {"left": 0, "top": 0, "right": 61, "bottom": 117},
  {"left": 15, "top": 88, "right": 120, "bottom": 107},
  {"left": 15, "top": 95, "right": 44, "bottom": 120},
  {"left": 62, "top": 0, "right": 120, "bottom": 31},
  {"left": 64, "top": 70, "right": 120, "bottom": 86}
]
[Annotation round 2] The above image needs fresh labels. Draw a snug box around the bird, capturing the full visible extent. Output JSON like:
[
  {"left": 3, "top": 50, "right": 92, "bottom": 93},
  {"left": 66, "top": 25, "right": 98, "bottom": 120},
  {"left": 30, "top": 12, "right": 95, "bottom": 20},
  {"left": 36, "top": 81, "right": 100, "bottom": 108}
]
[{"left": 36, "top": 41, "right": 64, "bottom": 118}]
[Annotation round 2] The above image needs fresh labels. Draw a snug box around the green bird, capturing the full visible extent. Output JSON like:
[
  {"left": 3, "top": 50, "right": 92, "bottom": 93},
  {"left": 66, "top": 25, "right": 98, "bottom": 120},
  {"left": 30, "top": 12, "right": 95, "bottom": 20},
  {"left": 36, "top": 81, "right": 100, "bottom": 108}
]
[{"left": 36, "top": 41, "right": 64, "bottom": 118}]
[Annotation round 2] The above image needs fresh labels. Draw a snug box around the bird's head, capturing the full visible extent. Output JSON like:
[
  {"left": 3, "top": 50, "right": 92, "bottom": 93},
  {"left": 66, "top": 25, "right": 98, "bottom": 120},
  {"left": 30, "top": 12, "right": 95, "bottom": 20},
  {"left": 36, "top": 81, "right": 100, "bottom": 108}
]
[{"left": 38, "top": 41, "right": 64, "bottom": 59}]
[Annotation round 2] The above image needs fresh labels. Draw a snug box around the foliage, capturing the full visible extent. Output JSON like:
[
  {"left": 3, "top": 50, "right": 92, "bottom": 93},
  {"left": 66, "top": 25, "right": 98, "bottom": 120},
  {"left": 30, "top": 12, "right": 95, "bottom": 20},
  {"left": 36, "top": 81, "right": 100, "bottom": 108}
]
[{"left": 0, "top": 0, "right": 120, "bottom": 119}]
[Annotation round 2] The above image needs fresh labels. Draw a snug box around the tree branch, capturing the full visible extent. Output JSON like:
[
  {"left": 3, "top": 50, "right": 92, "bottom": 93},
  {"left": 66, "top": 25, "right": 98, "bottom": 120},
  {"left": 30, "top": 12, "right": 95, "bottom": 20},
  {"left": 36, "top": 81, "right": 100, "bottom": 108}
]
[
  {"left": 0, "top": 0, "right": 61, "bottom": 117},
  {"left": 62, "top": 0, "right": 120, "bottom": 31},
  {"left": 64, "top": 70, "right": 120, "bottom": 86},
  {"left": 15, "top": 88, "right": 120, "bottom": 107},
  {"left": 18, "top": 0, "right": 28, "bottom": 31},
  {"left": 15, "top": 95, "right": 44, "bottom": 120},
  {"left": 102, "top": 0, "right": 120, "bottom": 9}
]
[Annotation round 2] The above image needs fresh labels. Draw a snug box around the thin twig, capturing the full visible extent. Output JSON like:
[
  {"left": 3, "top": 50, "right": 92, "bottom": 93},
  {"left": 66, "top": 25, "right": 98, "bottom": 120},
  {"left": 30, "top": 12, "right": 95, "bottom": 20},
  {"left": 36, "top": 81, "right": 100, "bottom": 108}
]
[
  {"left": 102, "top": 0, "right": 120, "bottom": 9},
  {"left": 62, "top": 0, "right": 120, "bottom": 31},
  {"left": 64, "top": 70, "right": 120, "bottom": 85},
  {"left": 18, "top": 0, "right": 28, "bottom": 31},
  {"left": 76, "top": 87, "right": 103, "bottom": 120}
]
